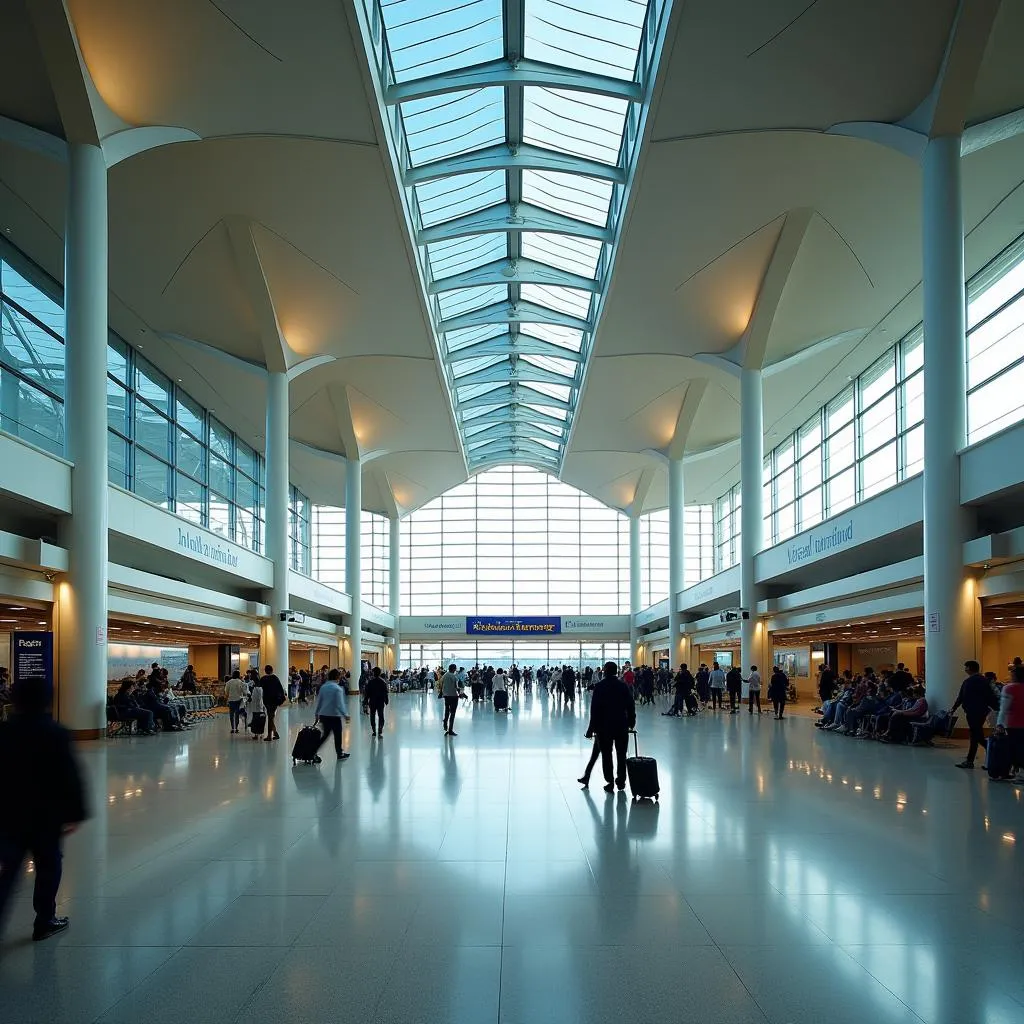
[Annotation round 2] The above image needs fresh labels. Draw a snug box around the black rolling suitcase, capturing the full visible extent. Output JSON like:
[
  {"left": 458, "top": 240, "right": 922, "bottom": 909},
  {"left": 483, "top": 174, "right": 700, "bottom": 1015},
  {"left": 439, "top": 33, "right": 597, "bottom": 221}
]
[
  {"left": 250, "top": 711, "right": 266, "bottom": 738},
  {"left": 292, "top": 725, "right": 322, "bottom": 764},
  {"left": 684, "top": 692, "right": 699, "bottom": 715},
  {"left": 987, "top": 732, "right": 1013, "bottom": 779},
  {"left": 494, "top": 689, "right": 509, "bottom": 712},
  {"left": 625, "top": 730, "right": 659, "bottom": 800}
]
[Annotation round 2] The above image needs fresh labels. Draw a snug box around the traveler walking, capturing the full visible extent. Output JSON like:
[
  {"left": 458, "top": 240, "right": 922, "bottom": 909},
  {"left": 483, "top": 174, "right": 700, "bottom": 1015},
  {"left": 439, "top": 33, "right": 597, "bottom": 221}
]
[
  {"left": 365, "top": 666, "right": 389, "bottom": 739},
  {"left": 314, "top": 668, "right": 351, "bottom": 760},
  {"left": 0, "top": 678, "right": 88, "bottom": 942},
  {"left": 585, "top": 662, "right": 636, "bottom": 793},
  {"left": 952, "top": 660, "right": 1001, "bottom": 769},
  {"left": 260, "top": 665, "right": 286, "bottom": 741},
  {"left": 440, "top": 664, "right": 467, "bottom": 736},
  {"left": 225, "top": 670, "right": 247, "bottom": 733}
]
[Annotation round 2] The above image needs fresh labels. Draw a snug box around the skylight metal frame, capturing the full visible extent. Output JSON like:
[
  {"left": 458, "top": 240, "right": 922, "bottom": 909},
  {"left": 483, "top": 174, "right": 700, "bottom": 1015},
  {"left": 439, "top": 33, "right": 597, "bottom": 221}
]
[{"left": 354, "top": 0, "right": 674, "bottom": 474}]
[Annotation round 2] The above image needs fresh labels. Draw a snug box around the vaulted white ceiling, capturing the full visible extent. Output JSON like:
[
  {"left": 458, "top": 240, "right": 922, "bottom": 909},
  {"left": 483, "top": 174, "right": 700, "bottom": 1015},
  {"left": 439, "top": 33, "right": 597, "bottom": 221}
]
[{"left": 1, "top": 0, "right": 1023, "bottom": 516}]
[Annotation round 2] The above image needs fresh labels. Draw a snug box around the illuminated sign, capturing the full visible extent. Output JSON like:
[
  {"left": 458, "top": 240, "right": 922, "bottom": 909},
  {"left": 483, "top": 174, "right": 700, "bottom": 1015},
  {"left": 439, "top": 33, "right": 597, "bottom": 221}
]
[{"left": 466, "top": 616, "right": 561, "bottom": 636}]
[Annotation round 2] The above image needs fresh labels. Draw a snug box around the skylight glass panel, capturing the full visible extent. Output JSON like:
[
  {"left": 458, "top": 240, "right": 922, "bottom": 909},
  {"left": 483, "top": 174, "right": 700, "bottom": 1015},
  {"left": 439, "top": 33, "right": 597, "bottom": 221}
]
[
  {"left": 522, "top": 354, "right": 578, "bottom": 379},
  {"left": 437, "top": 284, "right": 508, "bottom": 320},
  {"left": 523, "top": 87, "right": 629, "bottom": 165},
  {"left": 443, "top": 324, "right": 507, "bottom": 351},
  {"left": 401, "top": 88, "right": 505, "bottom": 166},
  {"left": 523, "top": 380, "right": 572, "bottom": 402},
  {"left": 415, "top": 170, "right": 506, "bottom": 227},
  {"left": 453, "top": 355, "right": 507, "bottom": 378},
  {"left": 521, "top": 283, "right": 592, "bottom": 319},
  {"left": 525, "top": 402, "right": 568, "bottom": 421},
  {"left": 521, "top": 322, "right": 585, "bottom": 351},
  {"left": 427, "top": 233, "right": 507, "bottom": 277},
  {"left": 521, "top": 232, "right": 602, "bottom": 277},
  {"left": 459, "top": 382, "right": 510, "bottom": 402},
  {"left": 521, "top": 170, "right": 613, "bottom": 227},
  {"left": 383, "top": 0, "right": 504, "bottom": 83},
  {"left": 524, "top": 0, "right": 648, "bottom": 81}
]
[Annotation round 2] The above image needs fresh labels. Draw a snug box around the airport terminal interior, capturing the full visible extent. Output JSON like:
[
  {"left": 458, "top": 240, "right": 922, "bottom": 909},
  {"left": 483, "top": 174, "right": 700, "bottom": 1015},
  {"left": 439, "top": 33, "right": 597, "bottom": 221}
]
[{"left": 1, "top": 1, "right": 1024, "bottom": 1022}]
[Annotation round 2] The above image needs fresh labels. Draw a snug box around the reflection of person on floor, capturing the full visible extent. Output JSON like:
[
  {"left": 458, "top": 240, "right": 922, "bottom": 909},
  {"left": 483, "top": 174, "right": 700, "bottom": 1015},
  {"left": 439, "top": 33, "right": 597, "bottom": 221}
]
[
  {"left": 0, "top": 678, "right": 88, "bottom": 943},
  {"left": 585, "top": 662, "right": 636, "bottom": 793}
]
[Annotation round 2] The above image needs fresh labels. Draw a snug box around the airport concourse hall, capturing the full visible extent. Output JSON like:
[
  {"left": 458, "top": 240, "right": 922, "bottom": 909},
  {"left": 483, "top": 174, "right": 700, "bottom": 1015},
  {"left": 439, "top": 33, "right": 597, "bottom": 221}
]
[{"left": 4, "top": 3, "right": 1024, "bottom": 1024}]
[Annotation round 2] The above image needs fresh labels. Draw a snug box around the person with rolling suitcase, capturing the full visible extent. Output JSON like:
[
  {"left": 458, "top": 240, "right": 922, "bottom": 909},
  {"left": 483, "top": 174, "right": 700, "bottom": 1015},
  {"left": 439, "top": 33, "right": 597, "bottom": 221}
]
[
  {"left": 292, "top": 725, "right": 323, "bottom": 764},
  {"left": 493, "top": 670, "right": 509, "bottom": 713},
  {"left": 625, "top": 729, "right": 660, "bottom": 801},
  {"left": 313, "top": 669, "right": 351, "bottom": 761},
  {"left": 585, "top": 662, "right": 636, "bottom": 793}
]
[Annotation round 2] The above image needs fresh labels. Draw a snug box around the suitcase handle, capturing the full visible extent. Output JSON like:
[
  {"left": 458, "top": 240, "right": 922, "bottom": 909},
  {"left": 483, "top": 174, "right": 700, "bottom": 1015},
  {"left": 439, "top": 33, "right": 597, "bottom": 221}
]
[{"left": 630, "top": 728, "right": 639, "bottom": 758}]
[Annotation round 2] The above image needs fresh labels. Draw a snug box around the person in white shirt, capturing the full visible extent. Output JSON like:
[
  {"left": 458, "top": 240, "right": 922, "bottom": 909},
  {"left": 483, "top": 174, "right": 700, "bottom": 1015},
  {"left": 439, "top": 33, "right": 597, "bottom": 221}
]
[
  {"left": 247, "top": 677, "right": 265, "bottom": 738},
  {"left": 709, "top": 662, "right": 727, "bottom": 711},
  {"left": 313, "top": 669, "right": 351, "bottom": 760},
  {"left": 747, "top": 666, "right": 763, "bottom": 715},
  {"left": 225, "top": 672, "right": 248, "bottom": 733}
]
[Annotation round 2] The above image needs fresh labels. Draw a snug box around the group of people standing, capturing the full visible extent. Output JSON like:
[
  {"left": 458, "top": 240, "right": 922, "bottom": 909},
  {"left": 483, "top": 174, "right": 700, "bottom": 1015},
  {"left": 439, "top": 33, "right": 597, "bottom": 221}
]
[{"left": 663, "top": 662, "right": 791, "bottom": 719}]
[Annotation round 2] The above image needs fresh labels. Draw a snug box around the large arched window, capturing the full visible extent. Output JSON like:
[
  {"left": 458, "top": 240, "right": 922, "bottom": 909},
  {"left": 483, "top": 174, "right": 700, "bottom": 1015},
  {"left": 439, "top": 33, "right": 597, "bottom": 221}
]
[{"left": 401, "top": 466, "right": 629, "bottom": 616}]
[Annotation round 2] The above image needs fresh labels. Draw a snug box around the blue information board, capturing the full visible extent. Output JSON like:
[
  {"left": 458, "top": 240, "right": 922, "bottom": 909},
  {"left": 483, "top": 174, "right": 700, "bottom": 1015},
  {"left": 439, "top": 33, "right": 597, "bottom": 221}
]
[{"left": 466, "top": 616, "right": 561, "bottom": 636}]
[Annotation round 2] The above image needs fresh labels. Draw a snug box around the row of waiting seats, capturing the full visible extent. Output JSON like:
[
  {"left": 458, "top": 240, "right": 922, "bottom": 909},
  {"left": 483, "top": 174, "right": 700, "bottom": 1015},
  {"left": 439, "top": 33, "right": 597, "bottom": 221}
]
[{"left": 106, "top": 693, "right": 217, "bottom": 736}]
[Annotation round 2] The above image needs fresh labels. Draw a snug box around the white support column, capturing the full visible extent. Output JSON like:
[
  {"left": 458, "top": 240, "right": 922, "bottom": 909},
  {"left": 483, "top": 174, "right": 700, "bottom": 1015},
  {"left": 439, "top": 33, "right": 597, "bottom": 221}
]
[
  {"left": 390, "top": 513, "right": 401, "bottom": 671},
  {"left": 922, "top": 134, "right": 974, "bottom": 713},
  {"left": 629, "top": 512, "right": 642, "bottom": 665},
  {"left": 346, "top": 458, "right": 362, "bottom": 690},
  {"left": 740, "top": 366, "right": 764, "bottom": 677},
  {"left": 57, "top": 142, "right": 108, "bottom": 737},
  {"left": 667, "top": 457, "right": 685, "bottom": 670},
  {"left": 264, "top": 370, "right": 290, "bottom": 674}
]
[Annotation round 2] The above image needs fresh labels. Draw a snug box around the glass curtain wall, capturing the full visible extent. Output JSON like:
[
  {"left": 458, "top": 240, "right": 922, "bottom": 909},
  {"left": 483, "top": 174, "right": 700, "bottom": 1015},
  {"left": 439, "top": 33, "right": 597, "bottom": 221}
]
[
  {"left": 310, "top": 506, "right": 391, "bottom": 608},
  {"left": 637, "top": 506, "right": 714, "bottom": 607},
  {"left": 1, "top": 245, "right": 317, "bottom": 561},
  {"left": 399, "top": 640, "right": 631, "bottom": 672},
  {"left": 401, "top": 466, "right": 629, "bottom": 616}
]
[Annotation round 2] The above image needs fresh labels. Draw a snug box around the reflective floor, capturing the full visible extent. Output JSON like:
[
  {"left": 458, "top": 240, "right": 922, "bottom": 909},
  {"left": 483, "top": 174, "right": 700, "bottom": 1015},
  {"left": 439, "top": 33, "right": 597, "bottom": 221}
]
[{"left": 2, "top": 692, "right": 1022, "bottom": 1023}]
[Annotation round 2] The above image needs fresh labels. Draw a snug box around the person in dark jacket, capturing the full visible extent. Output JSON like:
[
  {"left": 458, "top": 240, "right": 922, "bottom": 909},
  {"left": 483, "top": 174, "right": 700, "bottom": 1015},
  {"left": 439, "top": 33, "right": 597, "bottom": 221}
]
[
  {"left": 365, "top": 666, "right": 390, "bottom": 739},
  {"left": 768, "top": 666, "right": 789, "bottom": 719},
  {"left": 0, "top": 678, "right": 88, "bottom": 942},
  {"left": 260, "top": 665, "right": 286, "bottom": 741},
  {"left": 113, "top": 679, "right": 156, "bottom": 734},
  {"left": 585, "top": 662, "right": 636, "bottom": 792},
  {"left": 663, "top": 664, "right": 695, "bottom": 716},
  {"left": 952, "top": 660, "right": 1001, "bottom": 768},
  {"left": 726, "top": 666, "right": 743, "bottom": 714},
  {"left": 817, "top": 664, "right": 836, "bottom": 705}
]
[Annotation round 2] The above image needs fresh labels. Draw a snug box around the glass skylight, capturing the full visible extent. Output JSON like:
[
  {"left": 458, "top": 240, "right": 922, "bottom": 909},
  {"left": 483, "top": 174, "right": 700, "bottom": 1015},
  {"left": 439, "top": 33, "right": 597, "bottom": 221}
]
[
  {"left": 383, "top": 0, "right": 504, "bottom": 82},
  {"left": 357, "top": 0, "right": 670, "bottom": 472}
]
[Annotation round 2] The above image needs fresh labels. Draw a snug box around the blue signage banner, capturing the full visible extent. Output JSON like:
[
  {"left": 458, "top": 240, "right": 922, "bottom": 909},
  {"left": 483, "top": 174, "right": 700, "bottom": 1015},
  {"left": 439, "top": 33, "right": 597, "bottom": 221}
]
[
  {"left": 466, "top": 616, "right": 561, "bottom": 636},
  {"left": 13, "top": 630, "right": 54, "bottom": 692}
]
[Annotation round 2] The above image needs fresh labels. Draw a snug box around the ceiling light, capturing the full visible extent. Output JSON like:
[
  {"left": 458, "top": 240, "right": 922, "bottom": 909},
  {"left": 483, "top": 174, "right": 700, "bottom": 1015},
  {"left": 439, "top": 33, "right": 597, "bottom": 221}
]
[{"left": 9, "top": 607, "right": 26, "bottom": 611}]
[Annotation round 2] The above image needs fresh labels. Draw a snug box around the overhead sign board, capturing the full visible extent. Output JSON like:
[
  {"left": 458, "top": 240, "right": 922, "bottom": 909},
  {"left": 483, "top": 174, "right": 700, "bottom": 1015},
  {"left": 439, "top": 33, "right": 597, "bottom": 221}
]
[
  {"left": 13, "top": 630, "right": 54, "bottom": 695},
  {"left": 467, "top": 616, "right": 561, "bottom": 636}
]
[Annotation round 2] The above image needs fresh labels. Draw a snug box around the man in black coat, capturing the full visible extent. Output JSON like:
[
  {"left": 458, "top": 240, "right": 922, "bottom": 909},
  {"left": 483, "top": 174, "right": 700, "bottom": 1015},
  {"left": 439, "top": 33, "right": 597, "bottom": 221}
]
[
  {"left": 260, "top": 665, "right": 286, "bottom": 741},
  {"left": 952, "top": 660, "right": 1000, "bottom": 768},
  {"left": 586, "top": 662, "right": 636, "bottom": 792},
  {"left": 0, "top": 678, "right": 88, "bottom": 942}
]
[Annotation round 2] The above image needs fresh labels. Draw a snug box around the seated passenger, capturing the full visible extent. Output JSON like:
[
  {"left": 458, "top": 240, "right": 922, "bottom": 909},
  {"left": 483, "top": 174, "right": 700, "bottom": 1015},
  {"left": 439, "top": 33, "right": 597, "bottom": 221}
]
[
  {"left": 842, "top": 683, "right": 883, "bottom": 735},
  {"left": 880, "top": 686, "right": 929, "bottom": 743},
  {"left": 113, "top": 681, "right": 156, "bottom": 734},
  {"left": 139, "top": 684, "right": 180, "bottom": 731}
]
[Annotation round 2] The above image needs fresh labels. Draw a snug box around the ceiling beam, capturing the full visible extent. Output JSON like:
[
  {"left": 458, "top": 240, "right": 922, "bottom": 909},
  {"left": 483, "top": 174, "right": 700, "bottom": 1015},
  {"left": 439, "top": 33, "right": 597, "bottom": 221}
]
[
  {"left": 418, "top": 201, "right": 612, "bottom": 245},
  {"left": 405, "top": 142, "right": 624, "bottom": 187},
  {"left": 438, "top": 298, "right": 591, "bottom": 334},
  {"left": 224, "top": 216, "right": 290, "bottom": 374},
  {"left": 384, "top": 57, "right": 643, "bottom": 106},
  {"left": 327, "top": 383, "right": 361, "bottom": 461},
  {"left": 466, "top": 427, "right": 564, "bottom": 450},
  {"left": 627, "top": 465, "right": 657, "bottom": 517},
  {"left": 429, "top": 257, "right": 598, "bottom": 295},
  {"left": 962, "top": 105, "right": 1024, "bottom": 156},
  {"left": 446, "top": 335, "right": 583, "bottom": 364},
  {"left": 665, "top": 379, "right": 708, "bottom": 461},
  {"left": 452, "top": 360, "right": 575, "bottom": 389},
  {"left": 460, "top": 406, "right": 569, "bottom": 430},
  {"left": 464, "top": 419, "right": 565, "bottom": 443},
  {"left": 740, "top": 207, "right": 814, "bottom": 371},
  {"left": 458, "top": 385, "right": 571, "bottom": 410},
  {"left": 467, "top": 436, "right": 561, "bottom": 461}
]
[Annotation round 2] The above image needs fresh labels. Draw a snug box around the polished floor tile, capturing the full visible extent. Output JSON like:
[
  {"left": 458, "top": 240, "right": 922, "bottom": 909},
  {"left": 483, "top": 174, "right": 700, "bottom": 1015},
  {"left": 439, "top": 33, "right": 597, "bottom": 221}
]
[{"left": 2, "top": 690, "right": 1022, "bottom": 1023}]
